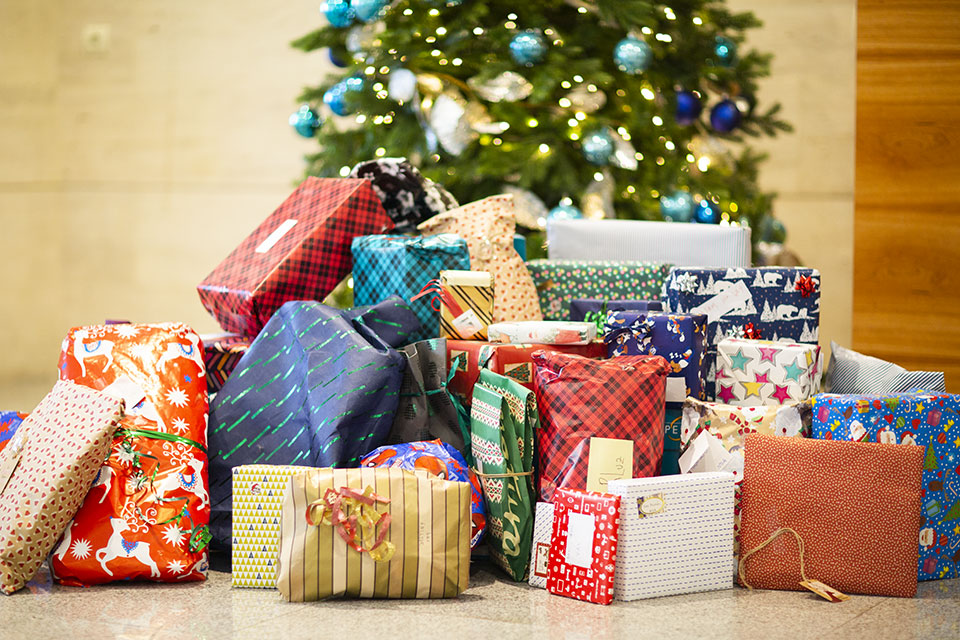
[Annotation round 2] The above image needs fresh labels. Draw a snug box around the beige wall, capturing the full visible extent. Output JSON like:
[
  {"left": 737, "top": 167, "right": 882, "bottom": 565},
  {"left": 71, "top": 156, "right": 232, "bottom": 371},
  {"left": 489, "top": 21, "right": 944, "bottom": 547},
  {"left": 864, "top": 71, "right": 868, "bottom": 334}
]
[{"left": 0, "top": 1, "right": 855, "bottom": 406}]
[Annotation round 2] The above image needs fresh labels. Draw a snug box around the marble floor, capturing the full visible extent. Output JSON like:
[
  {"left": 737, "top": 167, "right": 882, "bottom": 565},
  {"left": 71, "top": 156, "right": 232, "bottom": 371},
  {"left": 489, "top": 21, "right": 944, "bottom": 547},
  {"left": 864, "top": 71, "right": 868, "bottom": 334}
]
[{"left": 0, "top": 558, "right": 957, "bottom": 640}]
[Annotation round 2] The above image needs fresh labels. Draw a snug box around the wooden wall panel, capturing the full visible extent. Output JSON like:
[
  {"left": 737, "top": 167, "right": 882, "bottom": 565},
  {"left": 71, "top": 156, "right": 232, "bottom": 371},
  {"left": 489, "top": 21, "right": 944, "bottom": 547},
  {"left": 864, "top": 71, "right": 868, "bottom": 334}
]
[{"left": 855, "top": 0, "right": 960, "bottom": 391}]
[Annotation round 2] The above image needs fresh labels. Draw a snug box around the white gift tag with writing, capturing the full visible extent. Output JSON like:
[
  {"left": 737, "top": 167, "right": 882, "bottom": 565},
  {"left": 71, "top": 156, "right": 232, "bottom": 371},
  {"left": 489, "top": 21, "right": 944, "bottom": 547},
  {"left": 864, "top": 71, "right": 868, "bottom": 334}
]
[{"left": 564, "top": 512, "right": 596, "bottom": 569}]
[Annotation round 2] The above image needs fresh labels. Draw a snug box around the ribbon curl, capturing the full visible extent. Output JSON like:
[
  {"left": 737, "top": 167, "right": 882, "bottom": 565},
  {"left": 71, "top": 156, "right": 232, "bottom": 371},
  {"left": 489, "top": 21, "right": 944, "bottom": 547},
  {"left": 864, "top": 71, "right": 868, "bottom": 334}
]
[{"left": 306, "top": 486, "right": 396, "bottom": 563}]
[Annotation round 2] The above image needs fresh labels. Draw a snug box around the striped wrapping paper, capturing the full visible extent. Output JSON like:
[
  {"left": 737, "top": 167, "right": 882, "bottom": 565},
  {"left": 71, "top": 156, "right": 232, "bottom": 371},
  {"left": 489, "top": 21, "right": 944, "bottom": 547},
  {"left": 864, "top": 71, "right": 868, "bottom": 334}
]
[
  {"left": 827, "top": 341, "right": 946, "bottom": 394},
  {"left": 277, "top": 467, "right": 471, "bottom": 601},
  {"left": 438, "top": 270, "right": 494, "bottom": 340},
  {"left": 546, "top": 219, "right": 752, "bottom": 268},
  {"left": 607, "top": 472, "right": 735, "bottom": 601}
]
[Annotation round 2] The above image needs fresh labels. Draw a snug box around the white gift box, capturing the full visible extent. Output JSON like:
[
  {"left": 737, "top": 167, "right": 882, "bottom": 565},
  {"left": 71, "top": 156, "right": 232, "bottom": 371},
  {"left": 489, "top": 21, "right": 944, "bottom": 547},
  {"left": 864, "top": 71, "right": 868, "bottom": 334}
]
[
  {"left": 527, "top": 502, "right": 555, "bottom": 589},
  {"left": 546, "top": 219, "right": 751, "bottom": 267},
  {"left": 231, "top": 464, "right": 313, "bottom": 588},
  {"left": 606, "top": 473, "right": 735, "bottom": 600},
  {"left": 716, "top": 337, "right": 822, "bottom": 407},
  {"left": 487, "top": 321, "right": 596, "bottom": 345}
]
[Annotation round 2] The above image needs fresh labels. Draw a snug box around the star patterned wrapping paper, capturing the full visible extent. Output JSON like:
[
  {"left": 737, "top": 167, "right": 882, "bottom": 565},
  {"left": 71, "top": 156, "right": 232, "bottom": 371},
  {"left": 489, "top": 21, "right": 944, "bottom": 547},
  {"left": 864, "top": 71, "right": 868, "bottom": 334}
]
[
  {"left": 811, "top": 392, "right": 960, "bottom": 581},
  {"left": 716, "top": 338, "right": 821, "bottom": 406}
]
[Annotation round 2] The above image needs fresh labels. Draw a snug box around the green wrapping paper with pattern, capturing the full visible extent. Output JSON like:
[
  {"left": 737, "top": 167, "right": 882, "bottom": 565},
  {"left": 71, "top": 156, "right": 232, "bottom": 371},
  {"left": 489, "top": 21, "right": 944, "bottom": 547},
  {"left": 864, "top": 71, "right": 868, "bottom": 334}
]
[
  {"left": 470, "top": 369, "right": 539, "bottom": 581},
  {"left": 525, "top": 260, "right": 673, "bottom": 320}
]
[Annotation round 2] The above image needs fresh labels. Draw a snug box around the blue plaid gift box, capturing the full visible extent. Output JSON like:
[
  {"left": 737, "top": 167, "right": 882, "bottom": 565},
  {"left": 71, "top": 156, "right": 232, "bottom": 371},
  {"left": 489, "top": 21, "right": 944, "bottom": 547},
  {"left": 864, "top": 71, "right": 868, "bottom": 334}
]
[{"left": 352, "top": 234, "right": 470, "bottom": 342}]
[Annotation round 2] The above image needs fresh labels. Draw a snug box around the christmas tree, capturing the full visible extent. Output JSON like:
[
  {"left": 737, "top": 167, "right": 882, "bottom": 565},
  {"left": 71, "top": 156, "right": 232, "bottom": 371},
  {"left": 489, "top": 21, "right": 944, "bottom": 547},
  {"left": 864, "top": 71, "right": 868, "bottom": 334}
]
[{"left": 290, "top": 0, "right": 790, "bottom": 242}]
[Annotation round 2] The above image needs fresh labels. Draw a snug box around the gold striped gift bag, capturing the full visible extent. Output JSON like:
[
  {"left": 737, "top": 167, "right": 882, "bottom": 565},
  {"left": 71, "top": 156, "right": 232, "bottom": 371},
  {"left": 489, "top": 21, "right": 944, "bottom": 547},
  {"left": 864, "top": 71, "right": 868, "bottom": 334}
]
[{"left": 276, "top": 467, "right": 471, "bottom": 601}]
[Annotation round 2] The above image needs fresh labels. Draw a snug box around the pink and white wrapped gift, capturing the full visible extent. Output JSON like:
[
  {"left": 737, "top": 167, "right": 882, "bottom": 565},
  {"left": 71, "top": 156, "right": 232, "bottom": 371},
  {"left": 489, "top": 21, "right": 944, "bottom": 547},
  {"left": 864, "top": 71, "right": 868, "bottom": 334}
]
[
  {"left": 715, "top": 338, "right": 821, "bottom": 407},
  {"left": 487, "top": 321, "right": 596, "bottom": 345}
]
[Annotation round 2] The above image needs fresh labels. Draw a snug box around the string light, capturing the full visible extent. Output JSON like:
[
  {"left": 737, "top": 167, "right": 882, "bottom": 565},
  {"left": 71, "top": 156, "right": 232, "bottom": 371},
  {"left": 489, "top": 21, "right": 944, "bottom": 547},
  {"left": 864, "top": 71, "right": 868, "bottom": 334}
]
[
  {"left": 499, "top": 122, "right": 510, "bottom": 131},
  {"left": 507, "top": 13, "right": 517, "bottom": 19},
  {"left": 379, "top": 66, "right": 389, "bottom": 74},
  {"left": 652, "top": 116, "right": 663, "bottom": 126},
  {"left": 428, "top": 8, "right": 439, "bottom": 16},
  {"left": 403, "top": 8, "right": 412, "bottom": 15},
  {"left": 641, "top": 88, "right": 655, "bottom": 100},
  {"left": 364, "top": 66, "right": 376, "bottom": 75},
  {"left": 425, "top": 36, "right": 436, "bottom": 43},
  {"left": 664, "top": 7, "right": 677, "bottom": 20},
  {"left": 559, "top": 97, "right": 572, "bottom": 108},
  {"left": 377, "top": 90, "right": 388, "bottom": 98},
  {"left": 538, "top": 143, "right": 550, "bottom": 153},
  {"left": 616, "top": 89, "right": 626, "bottom": 97},
  {"left": 656, "top": 157, "right": 665, "bottom": 165},
  {"left": 375, "top": 147, "right": 386, "bottom": 157},
  {"left": 626, "top": 185, "right": 636, "bottom": 193},
  {"left": 656, "top": 33, "right": 673, "bottom": 42},
  {"left": 697, "top": 156, "right": 711, "bottom": 171},
  {"left": 561, "top": 80, "right": 571, "bottom": 89},
  {"left": 473, "top": 27, "right": 484, "bottom": 35},
  {"left": 567, "top": 118, "right": 578, "bottom": 127},
  {"left": 730, "top": 202, "right": 739, "bottom": 212},
  {"left": 504, "top": 20, "right": 516, "bottom": 28},
  {"left": 436, "top": 27, "right": 447, "bottom": 35},
  {"left": 573, "top": 75, "right": 583, "bottom": 82},
  {"left": 641, "top": 27, "right": 653, "bottom": 35},
  {"left": 452, "top": 58, "right": 463, "bottom": 66},
  {"left": 636, "top": 152, "right": 644, "bottom": 161},
  {"left": 356, "top": 114, "right": 367, "bottom": 124},
  {"left": 574, "top": 111, "right": 586, "bottom": 121},
  {"left": 373, "top": 83, "right": 384, "bottom": 91},
  {"left": 578, "top": 6, "right": 587, "bottom": 13},
  {"left": 439, "top": 58, "right": 448, "bottom": 65},
  {"left": 693, "top": 16, "right": 703, "bottom": 25},
  {"left": 594, "top": 172, "right": 604, "bottom": 181},
  {"left": 587, "top": 84, "right": 598, "bottom": 92},
  {"left": 383, "top": 114, "right": 393, "bottom": 123},
  {"left": 527, "top": 118, "right": 539, "bottom": 127},
  {"left": 493, "top": 137, "right": 503, "bottom": 146},
  {"left": 651, "top": 189, "right": 660, "bottom": 198},
  {"left": 569, "top": 132, "right": 580, "bottom": 140},
  {"left": 686, "top": 153, "right": 695, "bottom": 162},
  {"left": 339, "top": 166, "right": 351, "bottom": 176},
  {"left": 617, "top": 126, "right": 630, "bottom": 140},
  {"left": 665, "top": 141, "right": 676, "bottom": 150},
  {"left": 431, "top": 49, "right": 441, "bottom": 57},
  {"left": 373, "top": 115, "right": 384, "bottom": 124}
]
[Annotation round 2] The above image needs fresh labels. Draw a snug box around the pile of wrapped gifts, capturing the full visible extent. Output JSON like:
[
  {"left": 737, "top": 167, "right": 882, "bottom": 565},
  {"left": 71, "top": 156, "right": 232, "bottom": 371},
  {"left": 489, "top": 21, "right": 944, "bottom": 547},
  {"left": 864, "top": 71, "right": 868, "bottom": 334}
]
[{"left": 1, "top": 159, "right": 955, "bottom": 605}]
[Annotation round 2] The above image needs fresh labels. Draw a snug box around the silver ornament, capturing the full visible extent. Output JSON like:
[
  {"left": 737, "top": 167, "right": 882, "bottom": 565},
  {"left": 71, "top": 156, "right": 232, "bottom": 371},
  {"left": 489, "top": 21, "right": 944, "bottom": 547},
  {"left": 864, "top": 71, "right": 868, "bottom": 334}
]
[
  {"left": 467, "top": 71, "right": 534, "bottom": 102},
  {"left": 565, "top": 86, "right": 607, "bottom": 113},
  {"left": 503, "top": 186, "right": 549, "bottom": 229},
  {"left": 388, "top": 68, "right": 418, "bottom": 103},
  {"left": 581, "top": 170, "right": 616, "bottom": 219},
  {"left": 429, "top": 94, "right": 475, "bottom": 156},
  {"left": 610, "top": 130, "right": 639, "bottom": 171}
]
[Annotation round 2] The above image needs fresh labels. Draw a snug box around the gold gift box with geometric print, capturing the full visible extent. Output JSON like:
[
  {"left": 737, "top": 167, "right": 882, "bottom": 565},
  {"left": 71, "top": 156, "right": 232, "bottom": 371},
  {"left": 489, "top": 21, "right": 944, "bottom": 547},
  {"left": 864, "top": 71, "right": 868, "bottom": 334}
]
[
  {"left": 232, "top": 464, "right": 313, "bottom": 588},
  {"left": 438, "top": 270, "right": 494, "bottom": 340},
  {"left": 277, "top": 467, "right": 471, "bottom": 601}
]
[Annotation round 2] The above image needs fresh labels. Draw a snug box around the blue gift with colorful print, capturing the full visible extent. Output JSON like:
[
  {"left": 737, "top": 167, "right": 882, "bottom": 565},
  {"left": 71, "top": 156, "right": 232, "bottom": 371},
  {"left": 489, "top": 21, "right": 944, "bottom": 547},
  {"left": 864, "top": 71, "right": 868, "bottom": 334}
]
[
  {"left": 352, "top": 234, "right": 471, "bottom": 342},
  {"left": 361, "top": 439, "right": 486, "bottom": 549},
  {"left": 0, "top": 411, "right": 26, "bottom": 454},
  {"left": 604, "top": 311, "right": 709, "bottom": 406},
  {"left": 811, "top": 392, "right": 960, "bottom": 581}
]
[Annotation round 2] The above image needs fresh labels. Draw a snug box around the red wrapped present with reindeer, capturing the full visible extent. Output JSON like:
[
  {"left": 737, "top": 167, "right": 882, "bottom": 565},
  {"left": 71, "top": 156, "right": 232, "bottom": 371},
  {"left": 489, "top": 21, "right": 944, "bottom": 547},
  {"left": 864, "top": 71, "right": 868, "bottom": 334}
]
[{"left": 51, "top": 323, "right": 211, "bottom": 585}]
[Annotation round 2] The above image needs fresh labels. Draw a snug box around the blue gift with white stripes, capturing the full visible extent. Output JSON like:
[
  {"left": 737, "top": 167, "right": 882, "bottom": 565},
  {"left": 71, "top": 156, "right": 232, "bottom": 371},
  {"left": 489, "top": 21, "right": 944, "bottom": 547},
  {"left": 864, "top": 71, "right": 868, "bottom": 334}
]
[
  {"left": 207, "top": 298, "right": 414, "bottom": 550},
  {"left": 352, "top": 234, "right": 471, "bottom": 343}
]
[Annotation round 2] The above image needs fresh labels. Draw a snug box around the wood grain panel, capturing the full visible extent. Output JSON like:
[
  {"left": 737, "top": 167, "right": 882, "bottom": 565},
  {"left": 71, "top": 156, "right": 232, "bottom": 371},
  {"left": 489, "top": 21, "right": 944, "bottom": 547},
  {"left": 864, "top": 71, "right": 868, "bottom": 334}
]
[{"left": 855, "top": 0, "right": 960, "bottom": 391}]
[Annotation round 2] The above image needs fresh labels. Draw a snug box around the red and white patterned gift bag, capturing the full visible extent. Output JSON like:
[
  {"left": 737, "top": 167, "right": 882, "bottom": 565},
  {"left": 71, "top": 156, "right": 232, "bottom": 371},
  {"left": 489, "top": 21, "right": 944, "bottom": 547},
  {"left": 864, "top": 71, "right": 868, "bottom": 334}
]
[
  {"left": 0, "top": 381, "right": 124, "bottom": 594},
  {"left": 51, "top": 323, "right": 211, "bottom": 585}
]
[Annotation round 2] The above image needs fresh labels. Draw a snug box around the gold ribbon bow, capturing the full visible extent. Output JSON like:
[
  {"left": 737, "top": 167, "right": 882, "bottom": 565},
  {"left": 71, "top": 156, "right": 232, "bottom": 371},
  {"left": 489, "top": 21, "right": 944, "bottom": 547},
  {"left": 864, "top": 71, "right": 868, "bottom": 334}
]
[{"left": 305, "top": 486, "right": 396, "bottom": 563}]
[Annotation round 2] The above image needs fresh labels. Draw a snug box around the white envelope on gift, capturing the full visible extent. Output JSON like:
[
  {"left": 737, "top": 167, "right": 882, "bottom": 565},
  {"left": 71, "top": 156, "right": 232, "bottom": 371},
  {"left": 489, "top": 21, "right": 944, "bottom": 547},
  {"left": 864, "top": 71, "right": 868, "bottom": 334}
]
[{"left": 678, "top": 430, "right": 744, "bottom": 483}]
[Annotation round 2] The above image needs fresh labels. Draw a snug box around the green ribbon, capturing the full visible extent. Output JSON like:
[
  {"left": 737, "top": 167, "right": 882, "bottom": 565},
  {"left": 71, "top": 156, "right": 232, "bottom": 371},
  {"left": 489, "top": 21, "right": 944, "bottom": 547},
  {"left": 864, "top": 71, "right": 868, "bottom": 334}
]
[
  {"left": 113, "top": 427, "right": 211, "bottom": 553},
  {"left": 583, "top": 300, "right": 609, "bottom": 335}
]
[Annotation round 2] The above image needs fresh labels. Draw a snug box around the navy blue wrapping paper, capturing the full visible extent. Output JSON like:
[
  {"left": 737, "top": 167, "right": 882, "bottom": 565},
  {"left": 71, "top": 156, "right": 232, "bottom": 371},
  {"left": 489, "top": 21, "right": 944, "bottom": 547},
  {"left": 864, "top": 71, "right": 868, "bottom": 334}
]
[{"left": 207, "top": 297, "right": 414, "bottom": 550}]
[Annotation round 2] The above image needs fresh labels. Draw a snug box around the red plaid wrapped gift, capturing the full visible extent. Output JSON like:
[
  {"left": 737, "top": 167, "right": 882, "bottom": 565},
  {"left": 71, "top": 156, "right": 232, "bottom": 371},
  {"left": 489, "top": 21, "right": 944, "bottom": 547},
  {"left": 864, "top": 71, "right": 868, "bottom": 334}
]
[
  {"left": 198, "top": 178, "right": 394, "bottom": 337},
  {"left": 446, "top": 340, "right": 606, "bottom": 405},
  {"left": 200, "top": 333, "right": 250, "bottom": 394},
  {"left": 532, "top": 351, "right": 671, "bottom": 502}
]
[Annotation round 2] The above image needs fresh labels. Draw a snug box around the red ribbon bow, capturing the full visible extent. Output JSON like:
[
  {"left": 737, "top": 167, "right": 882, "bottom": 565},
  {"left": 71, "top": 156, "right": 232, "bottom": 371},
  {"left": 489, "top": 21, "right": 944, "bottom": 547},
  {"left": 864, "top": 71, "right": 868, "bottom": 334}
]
[
  {"left": 794, "top": 275, "right": 816, "bottom": 298},
  {"left": 743, "top": 323, "right": 763, "bottom": 340}
]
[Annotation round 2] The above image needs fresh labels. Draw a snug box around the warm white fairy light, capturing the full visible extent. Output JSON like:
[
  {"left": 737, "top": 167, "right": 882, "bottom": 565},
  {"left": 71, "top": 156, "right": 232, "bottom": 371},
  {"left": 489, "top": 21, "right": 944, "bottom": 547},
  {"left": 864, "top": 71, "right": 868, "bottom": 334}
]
[
  {"left": 383, "top": 114, "right": 393, "bottom": 123},
  {"left": 499, "top": 122, "right": 510, "bottom": 131},
  {"left": 375, "top": 147, "right": 386, "bottom": 157},
  {"left": 504, "top": 20, "right": 516, "bottom": 29},
  {"left": 538, "top": 143, "right": 550, "bottom": 153},
  {"left": 559, "top": 97, "right": 572, "bottom": 108},
  {"left": 403, "top": 8, "right": 412, "bottom": 15},
  {"left": 636, "top": 152, "right": 644, "bottom": 160},
  {"left": 436, "top": 27, "right": 447, "bottom": 35},
  {"left": 656, "top": 33, "right": 673, "bottom": 42},
  {"left": 652, "top": 116, "right": 663, "bottom": 126},
  {"left": 641, "top": 27, "right": 653, "bottom": 35},
  {"left": 379, "top": 66, "right": 390, "bottom": 74},
  {"left": 656, "top": 157, "right": 665, "bottom": 165},
  {"left": 438, "top": 58, "right": 448, "bottom": 65},
  {"left": 473, "top": 27, "right": 484, "bottom": 35},
  {"left": 507, "top": 12, "right": 517, "bottom": 19},
  {"left": 664, "top": 7, "right": 677, "bottom": 20},
  {"left": 364, "top": 66, "right": 376, "bottom": 75},
  {"left": 574, "top": 111, "right": 586, "bottom": 121},
  {"left": 594, "top": 172, "right": 604, "bottom": 181},
  {"left": 730, "top": 202, "right": 739, "bottom": 213},
  {"left": 339, "top": 166, "right": 351, "bottom": 176},
  {"left": 493, "top": 137, "right": 502, "bottom": 146},
  {"left": 527, "top": 118, "right": 539, "bottom": 127},
  {"left": 452, "top": 58, "right": 462, "bottom": 66},
  {"left": 561, "top": 80, "right": 571, "bottom": 89},
  {"left": 627, "top": 185, "right": 636, "bottom": 193},
  {"left": 425, "top": 36, "right": 436, "bottom": 43},
  {"left": 573, "top": 74, "right": 583, "bottom": 82},
  {"left": 428, "top": 8, "right": 439, "bottom": 16},
  {"left": 587, "top": 84, "right": 598, "bottom": 92},
  {"left": 431, "top": 49, "right": 441, "bottom": 57},
  {"left": 641, "top": 88, "right": 655, "bottom": 100},
  {"left": 578, "top": 6, "right": 587, "bottom": 13},
  {"left": 665, "top": 141, "right": 675, "bottom": 150},
  {"left": 373, "top": 82, "right": 384, "bottom": 91},
  {"left": 356, "top": 114, "right": 367, "bottom": 124},
  {"left": 693, "top": 16, "right": 703, "bottom": 25},
  {"left": 569, "top": 132, "right": 580, "bottom": 140},
  {"left": 567, "top": 118, "right": 578, "bottom": 127},
  {"left": 617, "top": 126, "right": 630, "bottom": 139},
  {"left": 686, "top": 153, "right": 695, "bottom": 162},
  {"left": 697, "top": 156, "right": 711, "bottom": 171}
]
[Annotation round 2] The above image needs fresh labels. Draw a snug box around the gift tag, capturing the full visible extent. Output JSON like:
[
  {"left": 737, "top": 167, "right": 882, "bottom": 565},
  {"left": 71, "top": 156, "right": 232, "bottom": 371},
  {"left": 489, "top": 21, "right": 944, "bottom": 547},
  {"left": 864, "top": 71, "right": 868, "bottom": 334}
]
[
  {"left": 586, "top": 437, "right": 633, "bottom": 492},
  {"left": 452, "top": 309, "right": 485, "bottom": 336},
  {"left": 800, "top": 579, "right": 850, "bottom": 603},
  {"left": 564, "top": 511, "right": 596, "bottom": 569}
]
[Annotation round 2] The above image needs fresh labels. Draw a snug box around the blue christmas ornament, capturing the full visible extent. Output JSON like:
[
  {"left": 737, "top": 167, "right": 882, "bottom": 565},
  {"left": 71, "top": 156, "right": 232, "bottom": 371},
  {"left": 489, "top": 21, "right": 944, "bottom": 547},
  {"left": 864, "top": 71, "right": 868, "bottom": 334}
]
[
  {"left": 351, "top": 0, "right": 386, "bottom": 23},
  {"left": 321, "top": 0, "right": 355, "bottom": 28},
  {"left": 714, "top": 36, "right": 737, "bottom": 66},
  {"left": 548, "top": 204, "right": 584, "bottom": 221},
  {"left": 675, "top": 91, "right": 702, "bottom": 126},
  {"left": 510, "top": 30, "right": 547, "bottom": 66},
  {"left": 695, "top": 199, "right": 721, "bottom": 224},
  {"left": 328, "top": 47, "right": 349, "bottom": 68},
  {"left": 581, "top": 128, "right": 615, "bottom": 165},
  {"left": 289, "top": 104, "right": 322, "bottom": 138},
  {"left": 659, "top": 191, "right": 696, "bottom": 222},
  {"left": 761, "top": 217, "right": 787, "bottom": 243},
  {"left": 710, "top": 99, "right": 742, "bottom": 133},
  {"left": 613, "top": 37, "right": 652, "bottom": 74},
  {"left": 344, "top": 75, "right": 365, "bottom": 92},
  {"left": 323, "top": 83, "right": 350, "bottom": 116}
]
